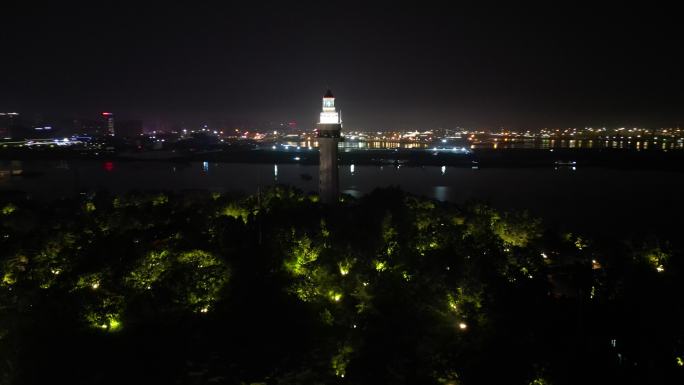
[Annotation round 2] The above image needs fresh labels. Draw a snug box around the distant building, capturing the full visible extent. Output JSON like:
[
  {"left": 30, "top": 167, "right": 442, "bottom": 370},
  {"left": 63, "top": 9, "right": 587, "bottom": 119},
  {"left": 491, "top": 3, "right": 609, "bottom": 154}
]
[
  {"left": 75, "top": 118, "right": 107, "bottom": 136},
  {"left": 0, "top": 112, "right": 19, "bottom": 139},
  {"left": 317, "top": 89, "right": 342, "bottom": 204},
  {"left": 102, "top": 112, "right": 114, "bottom": 136}
]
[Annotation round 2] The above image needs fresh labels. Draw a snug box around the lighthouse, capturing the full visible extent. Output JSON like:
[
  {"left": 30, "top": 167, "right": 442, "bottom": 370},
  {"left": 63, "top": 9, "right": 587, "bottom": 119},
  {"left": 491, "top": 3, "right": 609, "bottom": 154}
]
[{"left": 317, "top": 89, "right": 342, "bottom": 204}]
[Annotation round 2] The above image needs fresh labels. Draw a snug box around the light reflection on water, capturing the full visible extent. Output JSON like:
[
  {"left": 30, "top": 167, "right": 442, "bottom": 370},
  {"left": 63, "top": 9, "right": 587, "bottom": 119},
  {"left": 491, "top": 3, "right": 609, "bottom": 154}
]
[{"left": 433, "top": 186, "right": 449, "bottom": 202}]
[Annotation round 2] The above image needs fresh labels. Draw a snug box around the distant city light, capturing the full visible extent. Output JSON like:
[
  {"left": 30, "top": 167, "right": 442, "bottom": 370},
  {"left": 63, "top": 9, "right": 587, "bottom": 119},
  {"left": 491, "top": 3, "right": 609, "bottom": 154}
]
[{"left": 458, "top": 322, "right": 467, "bottom": 330}]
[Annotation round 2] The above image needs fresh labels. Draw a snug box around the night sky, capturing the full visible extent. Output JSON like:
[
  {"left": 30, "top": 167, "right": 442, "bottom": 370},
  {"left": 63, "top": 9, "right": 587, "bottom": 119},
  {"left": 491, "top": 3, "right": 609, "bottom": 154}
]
[{"left": 1, "top": 2, "right": 682, "bottom": 130}]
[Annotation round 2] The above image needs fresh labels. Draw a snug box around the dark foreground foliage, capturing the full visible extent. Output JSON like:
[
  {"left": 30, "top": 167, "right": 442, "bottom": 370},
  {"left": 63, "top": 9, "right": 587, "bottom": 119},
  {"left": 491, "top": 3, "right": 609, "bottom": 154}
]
[{"left": 0, "top": 187, "right": 682, "bottom": 385}]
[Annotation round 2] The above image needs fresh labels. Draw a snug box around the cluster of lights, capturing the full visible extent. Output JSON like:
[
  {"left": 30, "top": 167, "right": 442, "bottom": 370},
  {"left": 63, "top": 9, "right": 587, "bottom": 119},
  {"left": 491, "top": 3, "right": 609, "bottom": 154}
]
[
  {"left": 328, "top": 291, "right": 343, "bottom": 302},
  {"left": 430, "top": 146, "right": 470, "bottom": 153}
]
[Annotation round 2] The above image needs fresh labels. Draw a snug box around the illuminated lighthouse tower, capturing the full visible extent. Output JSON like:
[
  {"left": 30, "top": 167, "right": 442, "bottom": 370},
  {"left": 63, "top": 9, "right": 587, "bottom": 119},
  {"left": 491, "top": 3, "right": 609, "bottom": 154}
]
[{"left": 317, "top": 89, "right": 342, "bottom": 204}]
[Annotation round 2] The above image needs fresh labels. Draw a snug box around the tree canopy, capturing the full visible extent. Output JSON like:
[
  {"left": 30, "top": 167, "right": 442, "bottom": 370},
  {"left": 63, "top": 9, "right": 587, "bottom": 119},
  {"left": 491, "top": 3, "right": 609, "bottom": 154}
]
[{"left": 0, "top": 187, "right": 682, "bottom": 384}]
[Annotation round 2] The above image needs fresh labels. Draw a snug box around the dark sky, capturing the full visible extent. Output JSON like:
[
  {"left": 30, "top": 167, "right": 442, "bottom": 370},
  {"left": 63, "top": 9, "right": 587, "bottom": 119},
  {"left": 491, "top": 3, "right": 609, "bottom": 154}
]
[{"left": 1, "top": 2, "right": 682, "bottom": 130}]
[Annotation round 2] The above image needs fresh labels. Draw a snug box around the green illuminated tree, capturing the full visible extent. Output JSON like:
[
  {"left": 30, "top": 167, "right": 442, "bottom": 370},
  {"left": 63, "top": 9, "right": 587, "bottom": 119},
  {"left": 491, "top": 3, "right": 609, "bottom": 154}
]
[{"left": 491, "top": 211, "right": 542, "bottom": 248}]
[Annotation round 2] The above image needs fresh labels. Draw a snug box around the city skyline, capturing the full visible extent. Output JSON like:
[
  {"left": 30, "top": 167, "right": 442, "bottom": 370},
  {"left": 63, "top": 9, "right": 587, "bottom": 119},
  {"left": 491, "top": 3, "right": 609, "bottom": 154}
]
[
  {"left": 2, "top": 4, "right": 684, "bottom": 383},
  {"left": 1, "top": 3, "right": 682, "bottom": 130}
]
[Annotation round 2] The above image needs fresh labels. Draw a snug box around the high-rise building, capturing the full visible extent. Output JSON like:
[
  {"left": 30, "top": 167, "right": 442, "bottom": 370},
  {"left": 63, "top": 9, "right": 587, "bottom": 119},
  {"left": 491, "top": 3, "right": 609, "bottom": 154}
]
[
  {"left": 317, "top": 89, "right": 342, "bottom": 204},
  {"left": 102, "top": 112, "right": 115, "bottom": 136}
]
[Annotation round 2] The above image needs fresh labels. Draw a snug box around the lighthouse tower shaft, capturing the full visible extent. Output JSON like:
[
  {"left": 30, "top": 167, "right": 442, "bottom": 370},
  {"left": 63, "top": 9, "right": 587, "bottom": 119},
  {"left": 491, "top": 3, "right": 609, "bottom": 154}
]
[{"left": 317, "top": 90, "right": 342, "bottom": 204}]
